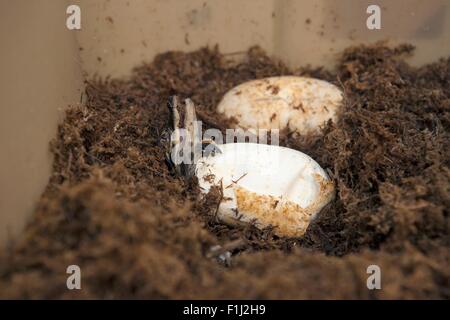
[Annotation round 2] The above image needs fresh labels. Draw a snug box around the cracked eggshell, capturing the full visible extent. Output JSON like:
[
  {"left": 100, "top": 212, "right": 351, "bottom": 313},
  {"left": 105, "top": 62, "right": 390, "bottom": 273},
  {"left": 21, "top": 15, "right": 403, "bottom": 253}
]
[
  {"left": 196, "top": 143, "right": 335, "bottom": 237},
  {"left": 217, "top": 76, "right": 343, "bottom": 134}
]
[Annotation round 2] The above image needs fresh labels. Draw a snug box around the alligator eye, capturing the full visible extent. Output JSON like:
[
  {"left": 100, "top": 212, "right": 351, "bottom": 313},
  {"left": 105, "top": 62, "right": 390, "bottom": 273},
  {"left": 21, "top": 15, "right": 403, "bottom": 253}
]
[{"left": 202, "top": 140, "right": 222, "bottom": 157}]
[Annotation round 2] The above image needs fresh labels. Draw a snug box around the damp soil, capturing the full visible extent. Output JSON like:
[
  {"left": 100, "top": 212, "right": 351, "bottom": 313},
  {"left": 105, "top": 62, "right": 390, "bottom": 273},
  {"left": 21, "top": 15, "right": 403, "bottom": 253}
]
[{"left": 0, "top": 44, "right": 449, "bottom": 299}]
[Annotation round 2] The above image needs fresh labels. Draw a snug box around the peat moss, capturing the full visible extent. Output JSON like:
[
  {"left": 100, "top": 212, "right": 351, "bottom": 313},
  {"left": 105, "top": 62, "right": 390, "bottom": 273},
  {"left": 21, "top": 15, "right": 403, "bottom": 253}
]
[{"left": 0, "top": 43, "right": 449, "bottom": 299}]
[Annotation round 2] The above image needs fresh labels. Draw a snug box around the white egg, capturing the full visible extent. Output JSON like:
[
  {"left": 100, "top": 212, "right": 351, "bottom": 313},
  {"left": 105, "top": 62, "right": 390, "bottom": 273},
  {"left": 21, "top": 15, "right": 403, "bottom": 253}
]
[
  {"left": 196, "top": 143, "right": 335, "bottom": 237},
  {"left": 217, "top": 76, "right": 343, "bottom": 134}
]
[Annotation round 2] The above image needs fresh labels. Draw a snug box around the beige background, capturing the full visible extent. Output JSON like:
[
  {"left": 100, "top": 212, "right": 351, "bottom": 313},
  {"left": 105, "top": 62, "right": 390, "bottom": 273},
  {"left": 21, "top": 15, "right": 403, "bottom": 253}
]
[
  {"left": 76, "top": 0, "right": 450, "bottom": 78},
  {"left": 1, "top": 0, "right": 450, "bottom": 245},
  {"left": 0, "top": 0, "right": 83, "bottom": 246}
]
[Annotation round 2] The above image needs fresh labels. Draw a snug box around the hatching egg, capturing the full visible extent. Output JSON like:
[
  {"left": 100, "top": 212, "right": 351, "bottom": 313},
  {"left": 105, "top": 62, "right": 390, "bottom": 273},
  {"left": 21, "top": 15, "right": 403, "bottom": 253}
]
[{"left": 195, "top": 143, "right": 334, "bottom": 237}]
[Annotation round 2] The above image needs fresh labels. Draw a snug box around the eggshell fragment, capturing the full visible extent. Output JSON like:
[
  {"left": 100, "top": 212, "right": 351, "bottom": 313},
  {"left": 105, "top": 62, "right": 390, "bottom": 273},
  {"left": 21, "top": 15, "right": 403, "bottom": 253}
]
[
  {"left": 217, "top": 76, "right": 343, "bottom": 134},
  {"left": 196, "top": 143, "right": 335, "bottom": 237}
]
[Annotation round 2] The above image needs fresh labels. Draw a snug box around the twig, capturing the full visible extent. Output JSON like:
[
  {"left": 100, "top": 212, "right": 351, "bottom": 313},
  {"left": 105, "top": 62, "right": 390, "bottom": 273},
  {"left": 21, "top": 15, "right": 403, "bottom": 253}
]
[
  {"left": 207, "top": 239, "right": 246, "bottom": 258},
  {"left": 213, "top": 179, "right": 224, "bottom": 222},
  {"left": 231, "top": 172, "right": 248, "bottom": 184}
]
